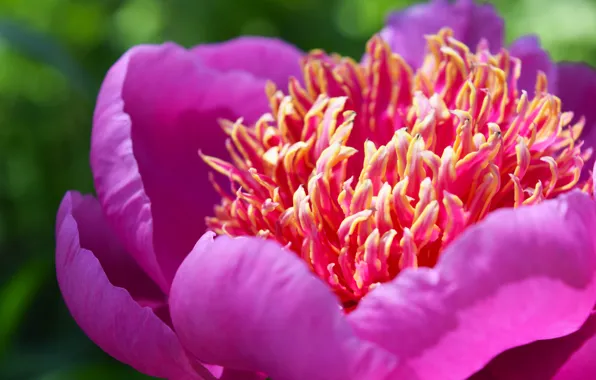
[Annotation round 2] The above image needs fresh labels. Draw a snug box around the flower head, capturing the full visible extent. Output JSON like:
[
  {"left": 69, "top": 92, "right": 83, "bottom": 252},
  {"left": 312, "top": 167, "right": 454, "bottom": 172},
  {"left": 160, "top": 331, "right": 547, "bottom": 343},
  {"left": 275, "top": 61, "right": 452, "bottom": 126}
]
[
  {"left": 55, "top": 1, "right": 596, "bottom": 380},
  {"left": 202, "top": 28, "right": 591, "bottom": 308}
]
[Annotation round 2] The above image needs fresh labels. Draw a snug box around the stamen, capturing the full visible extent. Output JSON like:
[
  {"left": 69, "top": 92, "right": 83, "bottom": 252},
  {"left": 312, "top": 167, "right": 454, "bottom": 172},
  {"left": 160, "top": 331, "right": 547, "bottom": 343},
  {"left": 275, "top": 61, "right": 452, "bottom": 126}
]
[{"left": 202, "top": 28, "right": 591, "bottom": 307}]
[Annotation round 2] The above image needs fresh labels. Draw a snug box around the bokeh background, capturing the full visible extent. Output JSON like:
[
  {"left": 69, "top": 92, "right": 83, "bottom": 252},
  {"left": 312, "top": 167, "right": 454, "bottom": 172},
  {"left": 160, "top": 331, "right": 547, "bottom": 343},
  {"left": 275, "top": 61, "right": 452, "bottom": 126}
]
[{"left": 0, "top": 0, "right": 595, "bottom": 378}]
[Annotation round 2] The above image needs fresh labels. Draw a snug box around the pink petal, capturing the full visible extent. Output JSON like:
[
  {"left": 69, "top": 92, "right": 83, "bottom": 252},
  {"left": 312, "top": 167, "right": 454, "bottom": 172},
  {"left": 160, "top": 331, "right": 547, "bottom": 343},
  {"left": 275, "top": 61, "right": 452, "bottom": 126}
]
[
  {"left": 192, "top": 36, "right": 303, "bottom": 89},
  {"left": 199, "top": 364, "right": 266, "bottom": 380},
  {"left": 380, "top": 0, "right": 504, "bottom": 68},
  {"left": 219, "top": 370, "right": 268, "bottom": 380},
  {"left": 56, "top": 191, "right": 164, "bottom": 305},
  {"left": 91, "top": 39, "right": 303, "bottom": 290},
  {"left": 472, "top": 313, "right": 596, "bottom": 379},
  {"left": 509, "top": 35, "right": 557, "bottom": 93},
  {"left": 348, "top": 190, "right": 596, "bottom": 380},
  {"left": 556, "top": 63, "right": 596, "bottom": 178},
  {"left": 55, "top": 191, "right": 208, "bottom": 379},
  {"left": 169, "top": 233, "right": 398, "bottom": 380}
]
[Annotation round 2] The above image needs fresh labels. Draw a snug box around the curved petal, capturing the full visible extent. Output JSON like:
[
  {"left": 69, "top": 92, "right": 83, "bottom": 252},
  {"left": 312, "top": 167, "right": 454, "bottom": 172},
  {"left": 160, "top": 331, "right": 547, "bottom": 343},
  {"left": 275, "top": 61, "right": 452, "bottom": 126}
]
[
  {"left": 348, "top": 190, "right": 596, "bottom": 380},
  {"left": 56, "top": 191, "right": 207, "bottom": 379},
  {"left": 192, "top": 36, "right": 303, "bottom": 89},
  {"left": 380, "top": 0, "right": 503, "bottom": 68},
  {"left": 91, "top": 45, "right": 170, "bottom": 292},
  {"left": 556, "top": 63, "right": 596, "bottom": 177},
  {"left": 56, "top": 191, "right": 164, "bottom": 304},
  {"left": 198, "top": 364, "right": 267, "bottom": 380},
  {"left": 472, "top": 313, "right": 596, "bottom": 380},
  {"left": 509, "top": 35, "right": 557, "bottom": 93},
  {"left": 92, "top": 40, "right": 302, "bottom": 289},
  {"left": 219, "top": 369, "right": 268, "bottom": 380},
  {"left": 169, "top": 233, "right": 398, "bottom": 380}
]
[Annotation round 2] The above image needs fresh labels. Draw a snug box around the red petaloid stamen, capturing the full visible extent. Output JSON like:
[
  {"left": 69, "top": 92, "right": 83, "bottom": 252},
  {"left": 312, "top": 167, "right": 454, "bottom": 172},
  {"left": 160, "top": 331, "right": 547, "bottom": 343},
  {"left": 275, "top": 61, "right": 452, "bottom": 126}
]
[{"left": 202, "top": 28, "right": 592, "bottom": 308}]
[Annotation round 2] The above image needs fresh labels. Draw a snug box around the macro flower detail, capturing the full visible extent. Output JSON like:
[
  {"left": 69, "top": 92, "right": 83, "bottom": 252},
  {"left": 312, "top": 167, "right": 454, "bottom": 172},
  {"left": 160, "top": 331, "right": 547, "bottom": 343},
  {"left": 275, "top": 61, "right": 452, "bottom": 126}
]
[
  {"left": 55, "top": 1, "right": 596, "bottom": 380},
  {"left": 201, "top": 28, "right": 591, "bottom": 308},
  {"left": 379, "top": 0, "right": 552, "bottom": 93},
  {"left": 380, "top": 0, "right": 596, "bottom": 176}
]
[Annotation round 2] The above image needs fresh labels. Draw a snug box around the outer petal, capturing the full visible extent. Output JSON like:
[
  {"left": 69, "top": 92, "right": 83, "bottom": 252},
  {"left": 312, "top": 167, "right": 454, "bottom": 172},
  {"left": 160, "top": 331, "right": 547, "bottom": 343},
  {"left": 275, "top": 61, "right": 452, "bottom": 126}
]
[
  {"left": 219, "top": 370, "right": 268, "bottom": 380},
  {"left": 556, "top": 63, "right": 596, "bottom": 177},
  {"left": 509, "top": 35, "right": 557, "bottom": 93},
  {"left": 348, "top": 191, "right": 596, "bottom": 380},
  {"left": 471, "top": 313, "right": 596, "bottom": 379},
  {"left": 56, "top": 191, "right": 164, "bottom": 304},
  {"left": 170, "top": 233, "right": 398, "bottom": 380},
  {"left": 380, "top": 0, "right": 503, "bottom": 68},
  {"left": 91, "top": 39, "right": 303, "bottom": 289},
  {"left": 56, "top": 191, "right": 207, "bottom": 380},
  {"left": 192, "top": 37, "right": 303, "bottom": 89}
]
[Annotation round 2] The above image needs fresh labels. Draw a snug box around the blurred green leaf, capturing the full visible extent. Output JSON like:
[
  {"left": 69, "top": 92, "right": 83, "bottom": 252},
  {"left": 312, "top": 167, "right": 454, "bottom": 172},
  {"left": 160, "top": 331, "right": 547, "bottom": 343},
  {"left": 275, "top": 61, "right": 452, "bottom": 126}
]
[
  {"left": 0, "top": 19, "right": 96, "bottom": 97},
  {"left": 0, "top": 257, "right": 47, "bottom": 357},
  {"left": 36, "top": 364, "right": 151, "bottom": 380},
  {"left": 0, "top": 337, "right": 152, "bottom": 379}
]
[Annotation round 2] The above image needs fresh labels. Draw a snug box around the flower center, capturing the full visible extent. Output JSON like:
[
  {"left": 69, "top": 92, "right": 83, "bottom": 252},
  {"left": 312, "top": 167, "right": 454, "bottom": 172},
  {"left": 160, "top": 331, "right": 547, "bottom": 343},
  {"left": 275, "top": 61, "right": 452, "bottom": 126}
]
[{"left": 202, "top": 28, "right": 592, "bottom": 310}]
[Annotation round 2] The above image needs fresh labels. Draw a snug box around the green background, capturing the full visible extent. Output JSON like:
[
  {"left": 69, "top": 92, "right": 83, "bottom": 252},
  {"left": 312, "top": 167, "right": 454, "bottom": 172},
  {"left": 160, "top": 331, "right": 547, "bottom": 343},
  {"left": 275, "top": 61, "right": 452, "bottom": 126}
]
[{"left": 0, "top": 0, "right": 594, "bottom": 378}]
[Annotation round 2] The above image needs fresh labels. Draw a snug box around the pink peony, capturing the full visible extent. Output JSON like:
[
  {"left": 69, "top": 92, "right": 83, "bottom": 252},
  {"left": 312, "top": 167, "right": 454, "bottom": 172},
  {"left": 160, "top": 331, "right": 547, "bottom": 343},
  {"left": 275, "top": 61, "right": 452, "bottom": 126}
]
[{"left": 56, "top": 2, "right": 596, "bottom": 379}]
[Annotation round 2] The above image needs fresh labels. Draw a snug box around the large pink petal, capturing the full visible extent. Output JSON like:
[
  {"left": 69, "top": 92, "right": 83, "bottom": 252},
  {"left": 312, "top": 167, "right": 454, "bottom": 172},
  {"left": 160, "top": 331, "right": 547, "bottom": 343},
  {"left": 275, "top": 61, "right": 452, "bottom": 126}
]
[
  {"left": 219, "top": 370, "right": 268, "bottom": 380},
  {"left": 91, "top": 45, "right": 169, "bottom": 292},
  {"left": 56, "top": 191, "right": 209, "bottom": 380},
  {"left": 192, "top": 36, "right": 303, "bottom": 89},
  {"left": 169, "top": 233, "right": 398, "bottom": 380},
  {"left": 380, "top": 0, "right": 504, "bottom": 68},
  {"left": 91, "top": 39, "right": 303, "bottom": 290},
  {"left": 556, "top": 63, "right": 596, "bottom": 178},
  {"left": 348, "top": 190, "right": 596, "bottom": 380},
  {"left": 56, "top": 191, "right": 164, "bottom": 304},
  {"left": 509, "top": 35, "right": 557, "bottom": 93},
  {"left": 471, "top": 312, "right": 596, "bottom": 379}
]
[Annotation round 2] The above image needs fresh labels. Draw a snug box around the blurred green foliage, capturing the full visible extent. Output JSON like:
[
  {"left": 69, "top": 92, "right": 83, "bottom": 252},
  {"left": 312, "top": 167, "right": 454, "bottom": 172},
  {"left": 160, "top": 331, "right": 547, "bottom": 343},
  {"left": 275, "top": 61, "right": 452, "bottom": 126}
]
[{"left": 0, "top": 0, "right": 594, "bottom": 378}]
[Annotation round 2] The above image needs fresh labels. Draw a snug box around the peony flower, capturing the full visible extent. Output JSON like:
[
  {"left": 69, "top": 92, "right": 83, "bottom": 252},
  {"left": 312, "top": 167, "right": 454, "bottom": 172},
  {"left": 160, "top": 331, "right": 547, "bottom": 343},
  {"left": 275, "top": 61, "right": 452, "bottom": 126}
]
[{"left": 56, "top": 2, "right": 596, "bottom": 380}]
